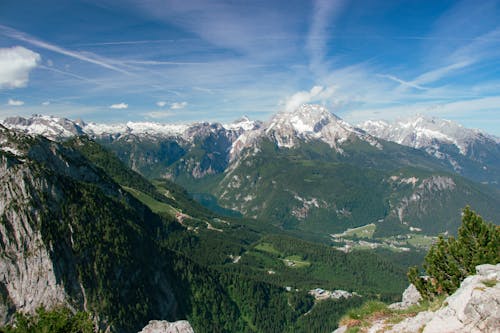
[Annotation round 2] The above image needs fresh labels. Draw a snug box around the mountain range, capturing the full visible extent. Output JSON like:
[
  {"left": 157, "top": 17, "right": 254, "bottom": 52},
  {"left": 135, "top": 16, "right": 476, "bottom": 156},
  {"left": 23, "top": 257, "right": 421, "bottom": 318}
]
[
  {"left": 0, "top": 122, "right": 414, "bottom": 332},
  {"left": 360, "top": 116, "right": 500, "bottom": 188},
  {"left": 4, "top": 106, "right": 499, "bottom": 238}
]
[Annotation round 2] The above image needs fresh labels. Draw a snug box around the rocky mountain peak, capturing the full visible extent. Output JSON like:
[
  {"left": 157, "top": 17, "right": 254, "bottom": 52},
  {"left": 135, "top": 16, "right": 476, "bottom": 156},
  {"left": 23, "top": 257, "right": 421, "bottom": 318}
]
[
  {"left": 2, "top": 114, "right": 84, "bottom": 140},
  {"left": 359, "top": 114, "right": 494, "bottom": 155},
  {"left": 263, "top": 104, "right": 380, "bottom": 151},
  {"left": 267, "top": 104, "right": 340, "bottom": 135}
]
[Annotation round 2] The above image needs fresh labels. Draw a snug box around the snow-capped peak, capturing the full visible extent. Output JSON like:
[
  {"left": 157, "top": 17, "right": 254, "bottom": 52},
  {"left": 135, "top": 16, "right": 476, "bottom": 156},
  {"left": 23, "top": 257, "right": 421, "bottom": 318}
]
[
  {"left": 227, "top": 104, "right": 382, "bottom": 160},
  {"left": 265, "top": 104, "right": 380, "bottom": 150},
  {"left": 267, "top": 104, "right": 340, "bottom": 135},
  {"left": 223, "top": 116, "right": 261, "bottom": 132},
  {"left": 2, "top": 114, "right": 84, "bottom": 140},
  {"left": 359, "top": 114, "right": 493, "bottom": 156}
]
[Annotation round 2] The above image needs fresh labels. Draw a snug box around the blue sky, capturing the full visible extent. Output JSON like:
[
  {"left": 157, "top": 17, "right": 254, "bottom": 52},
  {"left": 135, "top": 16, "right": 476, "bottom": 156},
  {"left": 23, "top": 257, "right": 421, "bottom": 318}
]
[{"left": 0, "top": 0, "right": 499, "bottom": 135}]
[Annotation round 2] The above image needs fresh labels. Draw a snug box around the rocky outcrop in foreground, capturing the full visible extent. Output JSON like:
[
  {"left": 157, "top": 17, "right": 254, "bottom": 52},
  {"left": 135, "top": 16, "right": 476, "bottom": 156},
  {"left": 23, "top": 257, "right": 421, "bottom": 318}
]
[
  {"left": 138, "top": 320, "right": 194, "bottom": 333},
  {"left": 335, "top": 263, "right": 500, "bottom": 333}
]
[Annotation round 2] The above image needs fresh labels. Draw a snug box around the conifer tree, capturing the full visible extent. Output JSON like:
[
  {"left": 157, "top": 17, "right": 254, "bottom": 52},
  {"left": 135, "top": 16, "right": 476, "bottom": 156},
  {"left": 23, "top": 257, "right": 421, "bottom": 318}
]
[{"left": 408, "top": 206, "right": 499, "bottom": 299}]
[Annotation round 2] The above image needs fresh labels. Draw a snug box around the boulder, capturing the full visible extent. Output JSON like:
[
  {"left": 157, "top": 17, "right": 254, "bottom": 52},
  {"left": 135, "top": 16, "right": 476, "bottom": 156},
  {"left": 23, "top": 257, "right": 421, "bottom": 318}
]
[{"left": 389, "top": 284, "right": 422, "bottom": 310}]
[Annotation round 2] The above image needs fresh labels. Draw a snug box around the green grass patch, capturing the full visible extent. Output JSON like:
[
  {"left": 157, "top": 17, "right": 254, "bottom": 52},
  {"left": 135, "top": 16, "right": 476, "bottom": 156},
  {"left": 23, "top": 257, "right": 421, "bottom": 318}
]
[
  {"left": 482, "top": 279, "right": 497, "bottom": 288},
  {"left": 406, "top": 234, "right": 436, "bottom": 249},
  {"left": 123, "top": 186, "right": 178, "bottom": 216},
  {"left": 254, "top": 242, "right": 282, "bottom": 256},
  {"left": 282, "top": 255, "right": 311, "bottom": 268},
  {"left": 336, "top": 223, "right": 377, "bottom": 239},
  {"left": 346, "top": 300, "right": 389, "bottom": 320}
]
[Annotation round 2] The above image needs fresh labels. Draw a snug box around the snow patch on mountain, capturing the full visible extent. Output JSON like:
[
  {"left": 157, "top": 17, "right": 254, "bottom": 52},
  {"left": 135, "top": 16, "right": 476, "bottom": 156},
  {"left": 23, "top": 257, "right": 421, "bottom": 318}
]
[
  {"left": 266, "top": 104, "right": 381, "bottom": 151},
  {"left": 2, "top": 115, "right": 84, "bottom": 140},
  {"left": 228, "top": 104, "right": 382, "bottom": 160},
  {"left": 85, "top": 121, "right": 189, "bottom": 138},
  {"left": 360, "top": 115, "right": 497, "bottom": 156},
  {"left": 223, "top": 116, "right": 261, "bottom": 132}
]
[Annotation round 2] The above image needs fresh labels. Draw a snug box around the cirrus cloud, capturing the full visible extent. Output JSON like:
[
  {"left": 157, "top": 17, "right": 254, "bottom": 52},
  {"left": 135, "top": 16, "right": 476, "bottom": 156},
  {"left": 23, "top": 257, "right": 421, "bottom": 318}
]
[
  {"left": 109, "top": 102, "right": 128, "bottom": 109},
  {"left": 0, "top": 46, "right": 40, "bottom": 89}
]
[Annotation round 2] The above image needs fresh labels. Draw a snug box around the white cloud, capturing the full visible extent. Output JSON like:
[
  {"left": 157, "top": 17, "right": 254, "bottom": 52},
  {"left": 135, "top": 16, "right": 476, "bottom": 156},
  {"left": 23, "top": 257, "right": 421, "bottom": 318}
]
[
  {"left": 109, "top": 102, "right": 128, "bottom": 109},
  {"left": 284, "top": 85, "right": 336, "bottom": 112},
  {"left": 171, "top": 101, "right": 187, "bottom": 109},
  {"left": 7, "top": 98, "right": 24, "bottom": 106},
  {"left": 42, "top": 101, "right": 50, "bottom": 106},
  {"left": 0, "top": 46, "right": 40, "bottom": 89},
  {"left": 156, "top": 101, "right": 167, "bottom": 107},
  {"left": 145, "top": 110, "right": 174, "bottom": 119}
]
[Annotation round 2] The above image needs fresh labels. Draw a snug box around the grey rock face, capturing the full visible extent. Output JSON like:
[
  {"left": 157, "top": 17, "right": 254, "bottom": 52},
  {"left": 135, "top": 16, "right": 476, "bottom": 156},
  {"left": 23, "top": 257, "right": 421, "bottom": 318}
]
[
  {"left": 388, "top": 284, "right": 422, "bottom": 310},
  {"left": 390, "top": 264, "right": 500, "bottom": 333},
  {"left": 138, "top": 320, "right": 194, "bottom": 333},
  {"left": 0, "top": 127, "right": 178, "bottom": 329},
  {"left": 335, "top": 264, "right": 500, "bottom": 333},
  {"left": 0, "top": 174, "right": 69, "bottom": 324},
  {"left": 420, "top": 264, "right": 500, "bottom": 333},
  {"left": 0, "top": 134, "right": 70, "bottom": 324}
]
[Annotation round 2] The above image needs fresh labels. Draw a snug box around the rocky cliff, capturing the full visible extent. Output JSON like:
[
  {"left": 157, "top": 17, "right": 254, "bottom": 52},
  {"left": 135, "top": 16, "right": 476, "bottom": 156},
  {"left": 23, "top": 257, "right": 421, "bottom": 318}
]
[{"left": 0, "top": 125, "right": 178, "bottom": 331}]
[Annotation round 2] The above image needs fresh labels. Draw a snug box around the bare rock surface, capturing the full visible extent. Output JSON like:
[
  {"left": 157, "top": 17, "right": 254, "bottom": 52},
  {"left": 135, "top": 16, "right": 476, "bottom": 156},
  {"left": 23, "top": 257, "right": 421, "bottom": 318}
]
[
  {"left": 334, "top": 263, "right": 500, "bottom": 333},
  {"left": 138, "top": 320, "right": 194, "bottom": 333},
  {"left": 388, "top": 284, "right": 422, "bottom": 310}
]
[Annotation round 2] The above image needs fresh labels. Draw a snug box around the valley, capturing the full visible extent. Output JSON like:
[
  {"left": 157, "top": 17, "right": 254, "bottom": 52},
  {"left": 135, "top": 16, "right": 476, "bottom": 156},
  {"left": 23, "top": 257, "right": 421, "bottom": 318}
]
[
  {"left": 2, "top": 2, "right": 499, "bottom": 331},
  {"left": 1, "top": 105, "right": 499, "bottom": 332}
]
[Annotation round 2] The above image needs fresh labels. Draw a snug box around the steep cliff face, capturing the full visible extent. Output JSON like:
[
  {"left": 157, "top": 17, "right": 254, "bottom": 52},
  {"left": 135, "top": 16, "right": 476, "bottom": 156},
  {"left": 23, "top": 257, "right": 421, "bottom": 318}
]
[
  {"left": 0, "top": 125, "right": 178, "bottom": 331},
  {"left": 0, "top": 154, "right": 69, "bottom": 325}
]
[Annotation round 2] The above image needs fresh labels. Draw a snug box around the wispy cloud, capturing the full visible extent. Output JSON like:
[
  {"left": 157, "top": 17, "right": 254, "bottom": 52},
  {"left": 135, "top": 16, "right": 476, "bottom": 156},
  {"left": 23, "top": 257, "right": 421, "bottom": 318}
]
[
  {"left": 144, "top": 110, "right": 174, "bottom": 119},
  {"left": 124, "top": 60, "right": 207, "bottom": 66},
  {"left": 127, "top": 0, "right": 300, "bottom": 60},
  {"left": 171, "top": 101, "right": 187, "bottom": 110},
  {"left": 411, "top": 60, "right": 472, "bottom": 86},
  {"left": 75, "top": 39, "right": 177, "bottom": 46},
  {"left": 0, "top": 46, "right": 40, "bottom": 89},
  {"left": 7, "top": 98, "right": 24, "bottom": 106},
  {"left": 109, "top": 102, "right": 128, "bottom": 109},
  {"left": 39, "top": 65, "right": 100, "bottom": 85},
  {"left": 0, "top": 24, "right": 130, "bottom": 74},
  {"left": 306, "top": 0, "right": 345, "bottom": 76},
  {"left": 377, "top": 74, "right": 428, "bottom": 91},
  {"left": 156, "top": 101, "right": 167, "bottom": 107}
]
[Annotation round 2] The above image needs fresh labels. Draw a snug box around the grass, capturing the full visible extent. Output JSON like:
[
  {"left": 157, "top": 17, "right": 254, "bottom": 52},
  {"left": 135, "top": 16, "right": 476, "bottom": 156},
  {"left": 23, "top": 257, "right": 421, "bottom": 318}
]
[
  {"left": 406, "top": 234, "right": 436, "bottom": 249},
  {"left": 338, "top": 295, "right": 448, "bottom": 332},
  {"left": 345, "top": 301, "right": 390, "bottom": 320},
  {"left": 342, "top": 223, "right": 377, "bottom": 239},
  {"left": 282, "top": 255, "right": 311, "bottom": 268},
  {"left": 482, "top": 279, "right": 497, "bottom": 288},
  {"left": 123, "top": 186, "right": 178, "bottom": 216},
  {"left": 254, "top": 242, "right": 282, "bottom": 256}
]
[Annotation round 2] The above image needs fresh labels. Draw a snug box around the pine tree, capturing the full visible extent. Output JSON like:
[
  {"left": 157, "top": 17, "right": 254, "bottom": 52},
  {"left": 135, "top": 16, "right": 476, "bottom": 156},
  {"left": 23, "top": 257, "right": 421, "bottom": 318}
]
[{"left": 408, "top": 206, "right": 500, "bottom": 299}]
